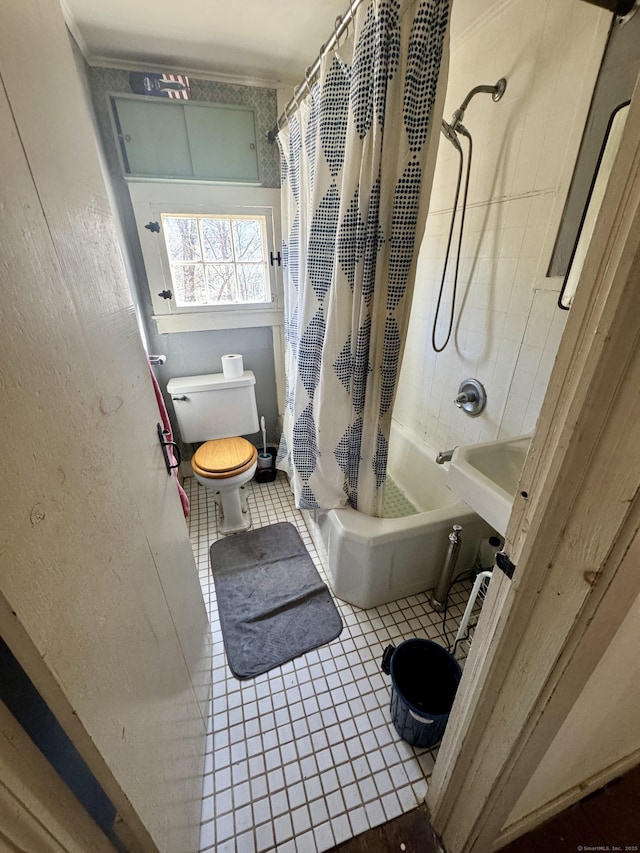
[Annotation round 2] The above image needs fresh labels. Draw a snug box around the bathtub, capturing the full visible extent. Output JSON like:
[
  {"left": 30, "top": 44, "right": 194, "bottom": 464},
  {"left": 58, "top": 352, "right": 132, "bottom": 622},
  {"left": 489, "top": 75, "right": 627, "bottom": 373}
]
[{"left": 304, "top": 420, "right": 491, "bottom": 609}]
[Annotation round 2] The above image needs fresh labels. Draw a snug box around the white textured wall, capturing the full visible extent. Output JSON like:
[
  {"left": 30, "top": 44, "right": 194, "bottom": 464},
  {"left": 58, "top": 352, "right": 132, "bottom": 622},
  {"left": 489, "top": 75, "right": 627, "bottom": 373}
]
[
  {"left": 505, "top": 592, "right": 640, "bottom": 831},
  {"left": 394, "top": 0, "right": 610, "bottom": 451},
  {"left": 0, "top": 2, "right": 211, "bottom": 850}
]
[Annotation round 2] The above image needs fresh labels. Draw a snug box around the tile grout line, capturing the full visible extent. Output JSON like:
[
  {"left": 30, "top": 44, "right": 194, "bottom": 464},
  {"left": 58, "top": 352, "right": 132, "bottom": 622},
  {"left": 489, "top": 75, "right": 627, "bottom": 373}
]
[{"left": 187, "top": 473, "right": 472, "bottom": 853}]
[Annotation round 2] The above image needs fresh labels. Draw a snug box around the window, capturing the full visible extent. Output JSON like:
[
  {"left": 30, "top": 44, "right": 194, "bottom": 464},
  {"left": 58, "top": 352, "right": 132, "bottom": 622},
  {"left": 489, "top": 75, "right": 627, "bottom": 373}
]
[
  {"left": 162, "top": 213, "right": 270, "bottom": 307},
  {"left": 129, "top": 183, "right": 283, "bottom": 333}
]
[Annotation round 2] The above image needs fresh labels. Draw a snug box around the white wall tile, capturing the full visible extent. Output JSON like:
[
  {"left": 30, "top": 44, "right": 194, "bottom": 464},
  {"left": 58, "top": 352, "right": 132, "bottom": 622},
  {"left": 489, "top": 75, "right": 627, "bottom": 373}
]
[{"left": 394, "top": 0, "right": 608, "bottom": 453}]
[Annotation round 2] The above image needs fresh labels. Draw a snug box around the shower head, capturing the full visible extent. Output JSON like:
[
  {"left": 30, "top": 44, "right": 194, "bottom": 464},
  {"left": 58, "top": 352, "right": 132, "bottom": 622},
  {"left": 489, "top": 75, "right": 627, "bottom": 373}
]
[
  {"left": 441, "top": 119, "right": 462, "bottom": 150},
  {"left": 449, "top": 77, "right": 506, "bottom": 134}
]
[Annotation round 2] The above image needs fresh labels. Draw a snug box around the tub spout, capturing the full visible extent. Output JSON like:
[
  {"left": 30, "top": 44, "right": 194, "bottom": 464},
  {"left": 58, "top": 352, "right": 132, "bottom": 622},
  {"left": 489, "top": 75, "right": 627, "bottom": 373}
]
[{"left": 436, "top": 448, "right": 456, "bottom": 464}]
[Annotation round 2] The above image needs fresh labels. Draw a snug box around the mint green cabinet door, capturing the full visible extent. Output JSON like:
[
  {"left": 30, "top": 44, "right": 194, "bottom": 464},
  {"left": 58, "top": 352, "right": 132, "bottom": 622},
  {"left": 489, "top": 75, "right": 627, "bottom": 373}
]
[
  {"left": 111, "top": 97, "right": 259, "bottom": 182},
  {"left": 114, "top": 98, "right": 193, "bottom": 178},
  {"left": 185, "top": 104, "right": 259, "bottom": 182}
]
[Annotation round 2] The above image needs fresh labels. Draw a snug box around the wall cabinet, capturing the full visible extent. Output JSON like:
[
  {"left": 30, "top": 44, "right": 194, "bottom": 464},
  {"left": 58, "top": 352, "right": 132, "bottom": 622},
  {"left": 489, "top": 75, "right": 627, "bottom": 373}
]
[{"left": 110, "top": 95, "right": 260, "bottom": 183}]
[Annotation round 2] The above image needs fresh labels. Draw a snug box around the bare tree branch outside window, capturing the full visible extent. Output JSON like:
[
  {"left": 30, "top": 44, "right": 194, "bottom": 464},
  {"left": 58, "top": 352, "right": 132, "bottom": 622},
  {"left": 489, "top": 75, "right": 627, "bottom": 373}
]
[{"left": 162, "top": 214, "right": 269, "bottom": 308}]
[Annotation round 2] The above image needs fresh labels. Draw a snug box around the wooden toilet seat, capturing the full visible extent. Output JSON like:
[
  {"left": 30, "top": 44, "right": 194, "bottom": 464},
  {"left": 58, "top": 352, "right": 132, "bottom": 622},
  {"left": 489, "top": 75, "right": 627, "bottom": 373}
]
[{"left": 191, "top": 437, "right": 258, "bottom": 480}]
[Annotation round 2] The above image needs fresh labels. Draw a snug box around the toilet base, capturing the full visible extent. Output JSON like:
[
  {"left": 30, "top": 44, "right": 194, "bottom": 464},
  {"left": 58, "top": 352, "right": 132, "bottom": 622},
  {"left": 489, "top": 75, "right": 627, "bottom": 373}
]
[
  {"left": 215, "top": 485, "right": 251, "bottom": 535},
  {"left": 193, "top": 460, "right": 256, "bottom": 535}
]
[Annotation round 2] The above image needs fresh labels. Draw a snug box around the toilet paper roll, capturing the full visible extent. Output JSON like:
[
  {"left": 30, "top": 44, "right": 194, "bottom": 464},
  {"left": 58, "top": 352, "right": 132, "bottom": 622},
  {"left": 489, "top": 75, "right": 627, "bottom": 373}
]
[{"left": 221, "top": 353, "right": 244, "bottom": 379}]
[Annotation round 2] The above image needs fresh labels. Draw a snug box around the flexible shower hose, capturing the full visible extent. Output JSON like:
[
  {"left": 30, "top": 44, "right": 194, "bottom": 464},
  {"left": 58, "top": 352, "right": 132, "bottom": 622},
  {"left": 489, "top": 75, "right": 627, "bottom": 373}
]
[{"left": 432, "top": 130, "right": 473, "bottom": 353}]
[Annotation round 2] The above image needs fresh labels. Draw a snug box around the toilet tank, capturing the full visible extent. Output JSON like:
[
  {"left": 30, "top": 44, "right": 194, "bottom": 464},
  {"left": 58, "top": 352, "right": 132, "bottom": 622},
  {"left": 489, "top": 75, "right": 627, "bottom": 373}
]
[{"left": 167, "top": 371, "right": 259, "bottom": 443}]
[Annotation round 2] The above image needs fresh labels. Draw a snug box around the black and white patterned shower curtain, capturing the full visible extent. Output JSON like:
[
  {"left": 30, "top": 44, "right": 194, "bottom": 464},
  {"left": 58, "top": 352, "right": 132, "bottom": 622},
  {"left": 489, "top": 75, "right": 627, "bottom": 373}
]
[{"left": 277, "top": 0, "right": 450, "bottom": 517}]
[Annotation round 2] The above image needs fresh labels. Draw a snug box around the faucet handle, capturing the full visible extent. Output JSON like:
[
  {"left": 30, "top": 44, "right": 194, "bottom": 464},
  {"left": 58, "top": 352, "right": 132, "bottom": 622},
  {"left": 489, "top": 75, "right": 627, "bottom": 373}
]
[
  {"left": 455, "top": 379, "right": 486, "bottom": 417},
  {"left": 455, "top": 391, "right": 477, "bottom": 407}
]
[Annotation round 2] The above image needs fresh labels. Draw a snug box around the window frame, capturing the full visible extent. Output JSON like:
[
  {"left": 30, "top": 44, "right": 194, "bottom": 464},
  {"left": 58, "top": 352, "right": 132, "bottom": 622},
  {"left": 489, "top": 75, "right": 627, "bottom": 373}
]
[
  {"left": 129, "top": 182, "right": 283, "bottom": 333},
  {"left": 160, "top": 211, "right": 272, "bottom": 308}
]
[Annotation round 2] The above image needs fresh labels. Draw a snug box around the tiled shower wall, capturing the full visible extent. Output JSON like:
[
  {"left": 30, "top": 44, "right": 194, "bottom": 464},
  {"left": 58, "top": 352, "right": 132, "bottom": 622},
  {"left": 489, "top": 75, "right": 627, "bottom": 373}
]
[{"left": 393, "top": 0, "right": 611, "bottom": 452}]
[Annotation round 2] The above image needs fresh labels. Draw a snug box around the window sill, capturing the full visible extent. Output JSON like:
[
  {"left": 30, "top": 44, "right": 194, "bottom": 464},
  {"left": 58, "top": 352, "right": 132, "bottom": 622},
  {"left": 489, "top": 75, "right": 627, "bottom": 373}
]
[
  {"left": 124, "top": 175, "right": 263, "bottom": 187},
  {"left": 152, "top": 308, "right": 284, "bottom": 334}
]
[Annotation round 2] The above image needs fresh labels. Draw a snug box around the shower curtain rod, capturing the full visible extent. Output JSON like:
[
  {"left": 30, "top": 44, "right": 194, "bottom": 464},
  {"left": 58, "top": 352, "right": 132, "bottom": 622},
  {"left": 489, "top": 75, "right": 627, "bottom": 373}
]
[{"left": 267, "top": 0, "right": 365, "bottom": 142}]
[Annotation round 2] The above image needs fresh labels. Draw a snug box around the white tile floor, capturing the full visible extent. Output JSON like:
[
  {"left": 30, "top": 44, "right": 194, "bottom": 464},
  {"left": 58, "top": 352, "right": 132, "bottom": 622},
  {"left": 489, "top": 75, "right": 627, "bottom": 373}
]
[{"left": 187, "top": 472, "right": 475, "bottom": 853}]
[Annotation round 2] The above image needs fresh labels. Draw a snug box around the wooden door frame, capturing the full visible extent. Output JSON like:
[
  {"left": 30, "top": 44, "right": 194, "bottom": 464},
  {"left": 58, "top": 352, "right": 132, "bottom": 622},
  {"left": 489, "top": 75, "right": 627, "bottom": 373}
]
[
  {"left": 0, "top": 701, "right": 116, "bottom": 853},
  {"left": 0, "top": 597, "right": 152, "bottom": 853},
  {"left": 426, "top": 72, "right": 640, "bottom": 852}
]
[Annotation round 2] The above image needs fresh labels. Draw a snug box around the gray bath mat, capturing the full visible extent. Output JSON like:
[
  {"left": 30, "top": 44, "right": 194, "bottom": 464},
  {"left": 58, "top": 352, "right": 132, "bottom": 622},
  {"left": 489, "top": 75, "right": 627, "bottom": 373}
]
[{"left": 210, "top": 522, "right": 343, "bottom": 679}]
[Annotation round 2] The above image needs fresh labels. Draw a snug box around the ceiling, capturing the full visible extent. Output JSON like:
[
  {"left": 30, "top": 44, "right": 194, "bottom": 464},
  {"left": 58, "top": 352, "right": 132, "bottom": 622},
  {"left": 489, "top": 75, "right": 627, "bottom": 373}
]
[{"left": 62, "top": 0, "right": 351, "bottom": 86}]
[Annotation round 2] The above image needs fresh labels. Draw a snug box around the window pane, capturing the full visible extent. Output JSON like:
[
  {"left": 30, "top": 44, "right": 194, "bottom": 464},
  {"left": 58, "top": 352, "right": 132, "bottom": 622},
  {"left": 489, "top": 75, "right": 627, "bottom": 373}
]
[
  {"left": 205, "top": 264, "right": 238, "bottom": 303},
  {"left": 158, "top": 211, "right": 272, "bottom": 310},
  {"left": 232, "top": 219, "right": 264, "bottom": 262},
  {"left": 200, "top": 218, "right": 233, "bottom": 262},
  {"left": 236, "top": 264, "right": 268, "bottom": 303},
  {"left": 172, "top": 264, "right": 206, "bottom": 305},
  {"left": 163, "top": 217, "right": 201, "bottom": 262}
]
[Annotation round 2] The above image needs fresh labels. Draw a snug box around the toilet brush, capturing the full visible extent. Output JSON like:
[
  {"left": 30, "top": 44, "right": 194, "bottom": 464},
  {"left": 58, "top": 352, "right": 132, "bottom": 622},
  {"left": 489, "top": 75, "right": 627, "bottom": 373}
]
[
  {"left": 261, "top": 416, "right": 267, "bottom": 456},
  {"left": 258, "top": 416, "right": 271, "bottom": 469}
]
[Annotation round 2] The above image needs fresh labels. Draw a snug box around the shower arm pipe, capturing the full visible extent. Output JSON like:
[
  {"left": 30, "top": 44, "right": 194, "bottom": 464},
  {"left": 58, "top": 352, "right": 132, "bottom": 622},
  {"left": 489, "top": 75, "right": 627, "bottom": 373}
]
[
  {"left": 449, "top": 78, "right": 507, "bottom": 134},
  {"left": 267, "top": 0, "right": 365, "bottom": 141}
]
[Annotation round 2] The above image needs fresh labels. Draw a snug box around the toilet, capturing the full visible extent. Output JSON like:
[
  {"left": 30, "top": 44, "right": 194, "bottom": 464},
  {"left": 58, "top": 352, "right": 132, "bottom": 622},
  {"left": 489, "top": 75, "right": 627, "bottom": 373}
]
[{"left": 167, "top": 370, "right": 259, "bottom": 534}]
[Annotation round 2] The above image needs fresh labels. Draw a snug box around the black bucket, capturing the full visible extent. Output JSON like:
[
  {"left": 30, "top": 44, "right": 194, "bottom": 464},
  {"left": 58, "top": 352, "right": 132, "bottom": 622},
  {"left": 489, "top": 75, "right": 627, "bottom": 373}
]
[{"left": 381, "top": 639, "right": 462, "bottom": 749}]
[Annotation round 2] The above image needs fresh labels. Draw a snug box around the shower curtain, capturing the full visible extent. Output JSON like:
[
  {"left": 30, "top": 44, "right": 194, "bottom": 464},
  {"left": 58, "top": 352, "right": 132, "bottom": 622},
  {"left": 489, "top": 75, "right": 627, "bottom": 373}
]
[{"left": 277, "top": 0, "right": 450, "bottom": 517}]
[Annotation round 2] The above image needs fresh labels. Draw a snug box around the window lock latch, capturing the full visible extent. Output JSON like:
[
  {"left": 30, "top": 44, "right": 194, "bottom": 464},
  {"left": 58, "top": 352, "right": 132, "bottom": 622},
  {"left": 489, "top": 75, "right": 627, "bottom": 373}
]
[
  {"left": 270, "top": 250, "right": 282, "bottom": 267},
  {"left": 145, "top": 221, "right": 161, "bottom": 233},
  {"left": 158, "top": 290, "right": 173, "bottom": 300}
]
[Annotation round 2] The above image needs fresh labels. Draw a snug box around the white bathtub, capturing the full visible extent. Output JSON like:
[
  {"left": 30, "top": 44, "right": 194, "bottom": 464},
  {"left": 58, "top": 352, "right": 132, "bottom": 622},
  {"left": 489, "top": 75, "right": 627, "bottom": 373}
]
[{"left": 304, "top": 420, "right": 491, "bottom": 609}]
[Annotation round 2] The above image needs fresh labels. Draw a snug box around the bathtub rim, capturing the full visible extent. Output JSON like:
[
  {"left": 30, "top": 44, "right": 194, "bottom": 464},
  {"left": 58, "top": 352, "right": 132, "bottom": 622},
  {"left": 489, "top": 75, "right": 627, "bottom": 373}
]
[{"left": 322, "top": 497, "right": 479, "bottom": 546}]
